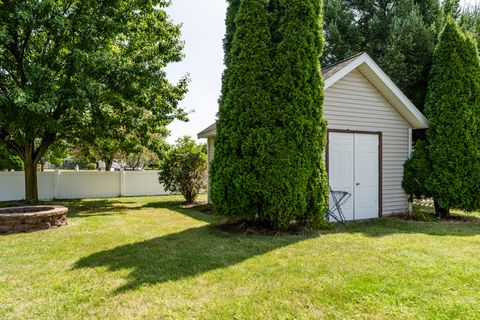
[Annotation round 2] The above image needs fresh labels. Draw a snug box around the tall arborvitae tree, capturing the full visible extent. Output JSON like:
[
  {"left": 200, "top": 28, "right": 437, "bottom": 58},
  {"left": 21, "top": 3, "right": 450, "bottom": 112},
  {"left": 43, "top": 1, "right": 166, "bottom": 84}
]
[
  {"left": 424, "top": 17, "right": 480, "bottom": 217},
  {"left": 260, "top": 0, "right": 329, "bottom": 228},
  {"left": 224, "top": 0, "right": 241, "bottom": 66},
  {"left": 211, "top": 0, "right": 273, "bottom": 219}
]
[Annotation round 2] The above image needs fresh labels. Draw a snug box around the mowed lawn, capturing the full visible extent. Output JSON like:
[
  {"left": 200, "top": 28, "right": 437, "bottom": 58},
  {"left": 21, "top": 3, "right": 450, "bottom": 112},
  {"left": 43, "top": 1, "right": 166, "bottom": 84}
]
[{"left": 1, "top": 195, "right": 480, "bottom": 319}]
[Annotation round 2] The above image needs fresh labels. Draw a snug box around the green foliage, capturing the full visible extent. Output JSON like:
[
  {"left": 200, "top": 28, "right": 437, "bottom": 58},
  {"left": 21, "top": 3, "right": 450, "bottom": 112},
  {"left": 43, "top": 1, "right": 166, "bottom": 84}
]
[
  {"left": 86, "top": 163, "right": 97, "bottom": 171},
  {"left": 0, "top": 143, "right": 23, "bottom": 171},
  {"left": 212, "top": 0, "right": 274, "bottom": 220},
  {"left": 380, "top": 2, "right": 435, "bottom": 110},
  {"left": 267, "top": 0, "right": 329, "bottom": 228},
  {"left": 323, "top": 0, "right": 362, "bottom": 65},
  {"left": 443, "top": 0, "right": 461, "bottom": 19},
  {"left": 40, "top": 140, "right": 69, "bottom": 169},
  {"left": 224, "top": 0, "right": 241, "bottom": 66},
  {"left": 0, "top": 0, "right": 188, "bottom": 201},
  {"left": 460, "top": 4, "right": 480, "bottom": 45},
  {"left": 212, "top": 0, "right": 329, "bottom": 230},
  {"left": 322, "top": 0, "right": 441, "bottom": 111},
  {"left": 159, "top": 137, "right": 207, "bottom": 204},
  {"left": 402, "top": 140, "right": 431, "bottom": 200},
  {"left": 424, "top": 18, "right": 480, "bottom": 212}
]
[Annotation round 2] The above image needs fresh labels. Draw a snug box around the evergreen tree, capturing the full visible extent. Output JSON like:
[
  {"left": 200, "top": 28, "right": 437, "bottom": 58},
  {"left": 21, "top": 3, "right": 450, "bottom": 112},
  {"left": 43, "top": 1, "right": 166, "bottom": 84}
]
[
  {"left": 224, "top": 0, "right": 241, "bottom": 66},
  {"left": 260, "top": 0, "right": 329, "bottom": 228},
  {"left": 380, "top": 2, "right": 435, "bottom": 109},
  {"left": 323, "top": 0, "right": 362, "bottom": 65},
  {"left": 322, "top": 0, "right": 441, "bottom": 112},
  {"left": 212, "top": 0, "right": 329, "bottom": 229},
  {"left": 460, "top": 4, "right": 480, "bottom": 45},
  {"left": 211, "top": 0, "right": 273, "bottom": 219},
  {"left": 443, "top": 0, "right": 461, "bottom": 19},
  {"left": 424, "top": 18, "right": 480, "bottom": 217},
  {"left": 402, "top": 140, "right": 431, "bottom": 201}
]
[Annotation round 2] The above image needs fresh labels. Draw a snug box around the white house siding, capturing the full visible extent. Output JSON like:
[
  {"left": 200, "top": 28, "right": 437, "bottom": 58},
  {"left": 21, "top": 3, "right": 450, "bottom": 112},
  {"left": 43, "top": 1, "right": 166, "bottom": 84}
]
[
  {"left": 324, "top": 69, "right": 411, "bottom": 215},
  {"left": 207, "top": 137, "right": 215, "bottom": 202}
]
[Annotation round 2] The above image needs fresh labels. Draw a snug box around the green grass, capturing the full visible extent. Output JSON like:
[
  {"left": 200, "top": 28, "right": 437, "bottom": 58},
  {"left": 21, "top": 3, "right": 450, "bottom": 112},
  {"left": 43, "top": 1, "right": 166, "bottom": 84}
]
[{"left": 1, "top": 195, "right": 480, "bottom": 319}]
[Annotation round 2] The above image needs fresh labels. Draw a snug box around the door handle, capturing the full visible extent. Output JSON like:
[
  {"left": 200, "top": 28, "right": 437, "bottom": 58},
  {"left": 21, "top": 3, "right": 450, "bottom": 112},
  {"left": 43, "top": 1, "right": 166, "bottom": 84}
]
[{"left": 356, "top": 182, "right": 360, "bottom": 186}]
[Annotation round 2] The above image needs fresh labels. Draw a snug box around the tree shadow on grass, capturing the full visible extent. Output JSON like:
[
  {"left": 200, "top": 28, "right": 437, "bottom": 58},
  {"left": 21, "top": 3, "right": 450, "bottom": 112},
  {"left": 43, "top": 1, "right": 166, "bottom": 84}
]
[
  {"left": 54, "top": 199, "right": 140, "bottom": 218},
  {"left": 142, "top": 200, "right": 219, "bottom": 223},
  {"left": 73, "top": 200, "right": 480, "bottom": 294},
  {"left": 73, "top": 223, "right": 305, "bottom": 294}
]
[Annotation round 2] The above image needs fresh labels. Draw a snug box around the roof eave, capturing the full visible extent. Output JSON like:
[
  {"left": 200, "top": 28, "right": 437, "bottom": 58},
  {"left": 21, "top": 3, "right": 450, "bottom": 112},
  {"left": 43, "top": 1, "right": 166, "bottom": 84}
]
[
  {"left": 324, "top": 52, "right": 428, "bottom": 129},
  {"left": 198, "top": 129, "right": 216, "bottom": 139}
]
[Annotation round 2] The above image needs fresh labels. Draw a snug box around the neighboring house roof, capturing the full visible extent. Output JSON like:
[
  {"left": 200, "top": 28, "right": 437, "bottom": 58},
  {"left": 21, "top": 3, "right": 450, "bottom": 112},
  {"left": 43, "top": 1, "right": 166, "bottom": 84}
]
[
  {"left": 197, "top": 123, "right": 216, "bottom": 139},
  {"left": 198, "top": 52, "right": 428, "bottom": 138}
]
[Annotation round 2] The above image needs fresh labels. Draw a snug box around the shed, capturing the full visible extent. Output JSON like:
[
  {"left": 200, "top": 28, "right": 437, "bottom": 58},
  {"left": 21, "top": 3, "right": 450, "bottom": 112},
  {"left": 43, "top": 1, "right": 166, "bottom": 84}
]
[{"left": 198, "top": 52, "right": 428, "bottom": 221}]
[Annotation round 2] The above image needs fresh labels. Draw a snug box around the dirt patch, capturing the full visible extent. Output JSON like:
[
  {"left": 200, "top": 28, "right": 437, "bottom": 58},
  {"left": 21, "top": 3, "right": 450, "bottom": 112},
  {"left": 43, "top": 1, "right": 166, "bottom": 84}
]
[{"left": 217, "top": 219, "right": 320, "bottom": 236}]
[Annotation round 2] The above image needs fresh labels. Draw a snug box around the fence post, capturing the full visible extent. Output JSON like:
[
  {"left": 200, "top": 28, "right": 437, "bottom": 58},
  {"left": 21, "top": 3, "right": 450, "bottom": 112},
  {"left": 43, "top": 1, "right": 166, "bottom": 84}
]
[
  {"left": 119, "top": 168, "right": 125, "bottom": 197},
  {"left": 54, "top": 169, "right": 61, "bottom": 199}
]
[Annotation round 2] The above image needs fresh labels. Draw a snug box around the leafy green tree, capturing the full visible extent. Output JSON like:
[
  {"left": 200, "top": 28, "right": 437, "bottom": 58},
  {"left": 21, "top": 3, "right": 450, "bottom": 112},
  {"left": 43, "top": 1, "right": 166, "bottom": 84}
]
[
  {"left": 0, "top": 1, "right": 187, "bottom": 202},
  {"left": 39, "top": 140, "right": 69, "bottom": 171},
  {"left": 119, "top": 146, "right": 159, "bottom": 171},
  {"left": 424, "top": 18, "right": 480, "bottom": 217},
  {"left": 0, "top": 143, "right": 23, "bottom": 171},
  {"left": 211, "top": 0, "right": 273, "bottom": 221},
  {"left": 159, "top": 137, "right": 207, "bottom": 204}
]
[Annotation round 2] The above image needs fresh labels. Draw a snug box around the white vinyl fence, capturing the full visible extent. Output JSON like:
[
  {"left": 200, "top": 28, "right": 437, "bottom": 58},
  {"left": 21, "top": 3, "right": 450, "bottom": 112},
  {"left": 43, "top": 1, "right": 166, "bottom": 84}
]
[{"left": 0, "top": 170, "right": 169, "bottom": 201}]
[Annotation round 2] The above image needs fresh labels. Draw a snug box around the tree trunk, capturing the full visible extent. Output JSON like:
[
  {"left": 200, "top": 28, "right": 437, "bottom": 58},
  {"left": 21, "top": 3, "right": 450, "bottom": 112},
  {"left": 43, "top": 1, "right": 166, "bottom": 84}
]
[
  {"left": 105, "top": 158, "right": 113, "bottom": 171},
  {"left": 24, "top": 153, "right": 39, "bottom": 204},
  {"left": 434, "top": 199, "right": 450, "bottom": 219}
]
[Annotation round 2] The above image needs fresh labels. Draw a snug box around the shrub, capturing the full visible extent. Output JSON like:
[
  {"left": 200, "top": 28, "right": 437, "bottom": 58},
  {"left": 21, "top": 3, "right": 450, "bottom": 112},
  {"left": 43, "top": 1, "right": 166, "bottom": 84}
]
[
  {"left": 86, "top": 163, "right": 97, "bottom": 170},
  {"left": 159, "top": 137, "right": 207, "bottom": 204},
  {"left": 402, "top": 140, "right": 431, "bottom": 201}
]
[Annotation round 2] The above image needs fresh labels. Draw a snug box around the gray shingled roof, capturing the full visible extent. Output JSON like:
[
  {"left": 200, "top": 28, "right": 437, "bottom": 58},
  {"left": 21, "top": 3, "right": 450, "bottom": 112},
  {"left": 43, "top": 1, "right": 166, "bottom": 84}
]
[{"left": 321, "top": 52, "right": 364, "bottom": 81}]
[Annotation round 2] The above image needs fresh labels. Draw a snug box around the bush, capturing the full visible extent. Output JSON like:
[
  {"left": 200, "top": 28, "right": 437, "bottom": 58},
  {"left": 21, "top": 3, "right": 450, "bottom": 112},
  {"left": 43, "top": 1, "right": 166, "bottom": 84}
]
[
  {"left": 159, "top": 137, "right": 207, "bottom": 204},
  {"left": 402, "top": 140, "right": 431, "bottom": 201},
  {"left": 86, "top": 163, "right": 97, "bottom": 170}
]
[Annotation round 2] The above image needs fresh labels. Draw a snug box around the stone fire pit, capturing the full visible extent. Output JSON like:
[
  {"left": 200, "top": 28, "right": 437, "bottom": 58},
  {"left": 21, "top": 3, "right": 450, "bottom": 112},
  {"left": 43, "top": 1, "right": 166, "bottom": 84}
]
[{"left": 0, "top": 206, "right": 68, "bottom": 234}]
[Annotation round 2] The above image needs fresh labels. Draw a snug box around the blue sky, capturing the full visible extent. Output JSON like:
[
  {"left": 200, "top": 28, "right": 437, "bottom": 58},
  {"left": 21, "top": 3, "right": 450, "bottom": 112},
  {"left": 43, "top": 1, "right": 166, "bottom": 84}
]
[{"left": 165, "top": 0, "right": 479, "bottom": 143}]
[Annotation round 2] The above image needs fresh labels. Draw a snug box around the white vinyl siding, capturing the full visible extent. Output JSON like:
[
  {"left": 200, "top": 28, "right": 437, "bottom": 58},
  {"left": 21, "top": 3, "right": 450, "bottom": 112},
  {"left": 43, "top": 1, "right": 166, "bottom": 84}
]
[
  {"left": 325, "top": 69, "right": 411, "bottom": 215},
  {"left": 207, "top": 137, "right": 215, "bottom": 203}
]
